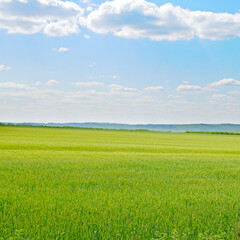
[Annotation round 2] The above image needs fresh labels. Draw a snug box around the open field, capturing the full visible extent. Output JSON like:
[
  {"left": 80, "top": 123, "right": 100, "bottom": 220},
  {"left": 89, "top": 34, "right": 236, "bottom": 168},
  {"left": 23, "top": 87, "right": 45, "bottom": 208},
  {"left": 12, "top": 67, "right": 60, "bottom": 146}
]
[{"left": 0, "top": 126, "right": 240, "bottom": 239}]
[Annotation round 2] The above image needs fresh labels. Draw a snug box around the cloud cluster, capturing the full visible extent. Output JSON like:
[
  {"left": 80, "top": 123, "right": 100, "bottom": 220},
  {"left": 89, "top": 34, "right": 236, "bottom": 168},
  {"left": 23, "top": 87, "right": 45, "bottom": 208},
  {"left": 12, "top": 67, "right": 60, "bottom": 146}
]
[
  {"left": 0, "top": 0, "right": 84, "bottom": 36},
  {"left": 0, "top": 82, "right": 35, "bottom": 90},
  {"left": 177, "top": 84, "right": 204, "bottom": 92},
  {"left": 1, "top": 0, "right": 240, "bottom": 41},
  {"left": 86, "top": 0, "right": 240, "bottom": 41},
  {"left": 0, "top": 65, "right": 11, "bottom": 71},
  {"left": 177, "top": 77, "right": 240, "bottom": 93},
  {"left": 1, "top": 81, "right": 239, "bottom": 124}
]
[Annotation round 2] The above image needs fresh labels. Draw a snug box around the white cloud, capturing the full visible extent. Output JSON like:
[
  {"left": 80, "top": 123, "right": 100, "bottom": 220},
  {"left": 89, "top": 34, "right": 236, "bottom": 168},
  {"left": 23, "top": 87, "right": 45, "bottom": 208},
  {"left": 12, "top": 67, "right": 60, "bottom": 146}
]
[
  {"left": 53, "top": 46, "right": 69, "bottom": 52},
  {"left": 44, "top": 20, "right": 81, "bottom": 36},
  {"left": 73, "top": 81, "right": 104, "bottom": 87},
  {"left": 0, "top": 82, "right": 35, "bottom": 90},
  {"left": 108, "top": 75, "right": 119, "bottom": 79},
  {"left": 84, "top": 34, "right": 91, "bottom": 39},
  {"left": 177, "top": 84, "right": 203, "bottom": 92},
  {"left": 168, "top": 94, "right": 180, "bottom": 98},
  {"left": 108, "top": 84, "right": 139, "bottom": 92},
  {"left": 89, "top": 75, "right": 119, "bottom": 80},
  {"left": 80, "top": 0, "right": 90, "bottom": 3},
  {"left": 0, "top": 0, "right": 84, "bottom": 36},
  {"left": 2, "top": 0, "right": 240, "bottom": 41},
  {"left": 210, "top": 94, "right": 235, "bottom": 102},
  {"left": 0, "top": 64, "right": 11, "bottom": 71},
  {"left": 86, "top": 6, "right": 93, "bottom": 12},
  {"left": 211, "top": 94, "right": 229, "bottom": 99},
  {"left": 1, "top": 80, "right": 239, "bottom": 123},
  {"left": 47, "top": 79, "right": 59, "bottom": 85},
  {"left": 144, "top": 86, "right": 164, "bottom": 91},
  {"left": 86, "top": 0, "right": 240, "bottom": 41},
  {"left": 210, "top": 78, "right": 240, "bottom": 87},
  {"left": 88, "top": 61, "right": 96, "bottom": 67}
]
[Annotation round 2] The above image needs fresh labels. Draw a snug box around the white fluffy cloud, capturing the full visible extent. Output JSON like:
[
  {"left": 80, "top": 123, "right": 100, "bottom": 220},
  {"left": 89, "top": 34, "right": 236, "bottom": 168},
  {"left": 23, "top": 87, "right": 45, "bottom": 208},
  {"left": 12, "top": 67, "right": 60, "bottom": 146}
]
[
  {"left": 0, "top": 65, "right": 11, "bottom": 71},
  {"left": 144, "top": 86, "right": 164, "bottom": 91},
  {"left": 177, "top": 84, "right": 204, "bottom": 92},
  {"left": 86, "top": 0, "right": 240, "bottom": 41},
  {"left": 0, "top": 82, "right": 35, "bottom": 90},
  {"left": 210, "top": 78, "right": 240, "bottom": 87},
  {"left": 1, "top": 0, "right": 240, "bottom": 40},
  {"left": 108, "top": 84, "right": 138, "bottom": 92},
  {"left": 1, "top": 0, "right": 240, "bottom": 41},
  {"left": 0, "top": 0, "right": 84, "bottom": 36},
  {"left": 47, "top": 79, "right": 59, "bottom": 85}
]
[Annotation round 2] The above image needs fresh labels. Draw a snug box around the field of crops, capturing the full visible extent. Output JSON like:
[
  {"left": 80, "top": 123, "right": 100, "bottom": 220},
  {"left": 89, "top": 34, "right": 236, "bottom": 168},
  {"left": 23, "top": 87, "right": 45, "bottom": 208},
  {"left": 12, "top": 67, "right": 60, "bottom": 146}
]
[{"left": 0, "top": 126, "right": 240, "bottom": 239}]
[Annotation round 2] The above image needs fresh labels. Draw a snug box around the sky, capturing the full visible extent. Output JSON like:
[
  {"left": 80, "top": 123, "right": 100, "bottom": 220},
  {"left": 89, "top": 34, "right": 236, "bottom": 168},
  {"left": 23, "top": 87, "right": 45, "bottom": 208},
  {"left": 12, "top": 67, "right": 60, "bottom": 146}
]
[{"left": 0, "top": 0, "right": 240, "bottom": 124}]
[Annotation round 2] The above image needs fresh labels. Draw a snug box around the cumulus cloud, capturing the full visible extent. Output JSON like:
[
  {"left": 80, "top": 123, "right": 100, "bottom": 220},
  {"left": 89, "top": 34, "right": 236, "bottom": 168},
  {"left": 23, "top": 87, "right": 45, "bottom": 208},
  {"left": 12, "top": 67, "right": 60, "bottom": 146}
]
[
  {"left": 47, "top": 79, "right": 59, "bottom": 85},
  {"left": 0, "top": 82, "right": 35, "bottom": 90},
  {"left": 2, "top": 0, "right": 240, "bottom": 41},
  {"left": 44, "top": 20, "right": 80, "bottom": 36},
  {"left": 73, "top": 81, "right": 104, "bottom": 87},
  {"left": 108, "top": 84, "right": 139, "bottom": 93},
  {"left": 0, "top": 64, "right": 11, "bottom": 71},
  {"left": 0, "top": 0, "right": 84, "bottom": 36},
  {"left": 210, "top": 78, "right": 240, "bottom": 87},
  {"left": 86, "top": 0, "right": 240, "bottom": 41},
  {"left": 177, "top": 84, "right": 204, "bottom": 92},
  {"left": 144, "top": 86, "right": 164, "bottom": 91}
]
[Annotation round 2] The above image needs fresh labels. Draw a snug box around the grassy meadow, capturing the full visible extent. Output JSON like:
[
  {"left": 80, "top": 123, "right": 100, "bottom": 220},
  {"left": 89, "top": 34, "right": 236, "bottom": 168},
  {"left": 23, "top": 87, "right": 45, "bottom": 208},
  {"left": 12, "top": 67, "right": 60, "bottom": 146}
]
[{"left": 0, "top": 126, "right": 240, "bottom": 239}]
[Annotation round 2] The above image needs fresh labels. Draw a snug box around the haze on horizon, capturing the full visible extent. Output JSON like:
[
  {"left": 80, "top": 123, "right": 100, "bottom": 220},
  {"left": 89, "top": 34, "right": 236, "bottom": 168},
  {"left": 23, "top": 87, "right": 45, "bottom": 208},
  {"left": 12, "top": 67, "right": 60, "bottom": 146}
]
[{"left": 0, "top": 0, "right": 240, "bottom": 124}]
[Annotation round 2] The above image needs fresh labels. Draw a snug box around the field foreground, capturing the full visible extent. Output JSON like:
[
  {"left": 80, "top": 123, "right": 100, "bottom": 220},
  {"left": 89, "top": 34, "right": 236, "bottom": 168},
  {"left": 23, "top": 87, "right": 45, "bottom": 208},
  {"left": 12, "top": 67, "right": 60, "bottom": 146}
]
[{"left": 0, "top": 126, "right": 240, "bottom": 239}]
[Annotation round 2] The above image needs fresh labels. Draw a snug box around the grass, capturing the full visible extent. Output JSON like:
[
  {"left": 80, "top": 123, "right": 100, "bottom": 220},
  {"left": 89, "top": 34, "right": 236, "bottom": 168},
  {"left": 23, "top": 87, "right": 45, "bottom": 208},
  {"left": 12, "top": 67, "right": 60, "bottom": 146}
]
[{"left": 0, "top": 126, "right": 240, "bottom": 239}]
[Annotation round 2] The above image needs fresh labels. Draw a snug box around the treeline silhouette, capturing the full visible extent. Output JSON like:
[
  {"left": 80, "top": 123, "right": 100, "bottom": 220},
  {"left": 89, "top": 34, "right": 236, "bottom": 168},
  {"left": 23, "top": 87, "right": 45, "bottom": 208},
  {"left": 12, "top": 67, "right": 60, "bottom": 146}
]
[{"left": 186, "top": 131, "right": 240, "bottom": 135}]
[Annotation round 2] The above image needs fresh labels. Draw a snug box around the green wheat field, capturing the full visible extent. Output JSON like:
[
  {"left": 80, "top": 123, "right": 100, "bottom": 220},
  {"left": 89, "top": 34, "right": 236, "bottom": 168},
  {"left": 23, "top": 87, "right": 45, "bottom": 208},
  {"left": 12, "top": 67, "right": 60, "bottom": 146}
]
[{"left": 0, "top": 126, "right": 240, "bottom": 239}]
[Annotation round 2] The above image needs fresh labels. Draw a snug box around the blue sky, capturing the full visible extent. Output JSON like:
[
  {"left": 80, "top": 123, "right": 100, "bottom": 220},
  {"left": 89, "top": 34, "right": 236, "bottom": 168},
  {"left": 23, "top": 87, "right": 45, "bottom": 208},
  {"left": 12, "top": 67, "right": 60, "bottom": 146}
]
[{"left": 0, "top": 0, "right": 240, "bottom": 124}]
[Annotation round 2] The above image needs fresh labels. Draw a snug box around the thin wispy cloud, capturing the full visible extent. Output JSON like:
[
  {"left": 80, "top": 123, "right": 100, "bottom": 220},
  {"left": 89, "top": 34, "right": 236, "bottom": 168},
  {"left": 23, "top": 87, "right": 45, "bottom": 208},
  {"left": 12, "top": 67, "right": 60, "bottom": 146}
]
[
  {"left": 0, "top": 82, "right": 35, "bottom": 90},
  {"left": 88, "top": 62, "right": 96, "bottom": 67},
  {"left": 0, "top": 64, "right": 11, "bottom": 71},
  {"left": 108, "top": 84, "right": 139, "bottom": 93},
  {"left": 53, "top": 47, "right": 69, "bottom": 52},
  {"left": 144, "top": 86, "right": 164, "bottom": 91},
  {"left": 89, "top": 75, "right": 119, "bottom": 80},
  {"left": 177, "top": 84, "right": 204, "bottom": 92},
  {"left": 74, "top": 81, "right": 104, "bottom": 87},
  {"left": 84, "top": 34, "right": 91, "bottom": 39}
]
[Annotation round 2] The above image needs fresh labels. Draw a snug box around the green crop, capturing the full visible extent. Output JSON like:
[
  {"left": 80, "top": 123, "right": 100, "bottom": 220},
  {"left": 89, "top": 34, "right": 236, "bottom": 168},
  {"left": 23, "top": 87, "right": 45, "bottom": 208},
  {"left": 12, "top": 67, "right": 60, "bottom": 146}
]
[{"left": 0, "top": 126, "right": 240, "bottom": 239}]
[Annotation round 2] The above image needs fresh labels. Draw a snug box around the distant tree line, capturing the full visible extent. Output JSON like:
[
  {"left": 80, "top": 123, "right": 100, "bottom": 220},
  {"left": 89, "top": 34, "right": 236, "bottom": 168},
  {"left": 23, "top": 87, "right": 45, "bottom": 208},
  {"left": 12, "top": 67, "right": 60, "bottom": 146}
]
[
  {"left": 186, "top": 131, "right": 240, "bottom": 135},
  {"left": 0, "top": 122, "right": 15, "bottom": 126}
]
